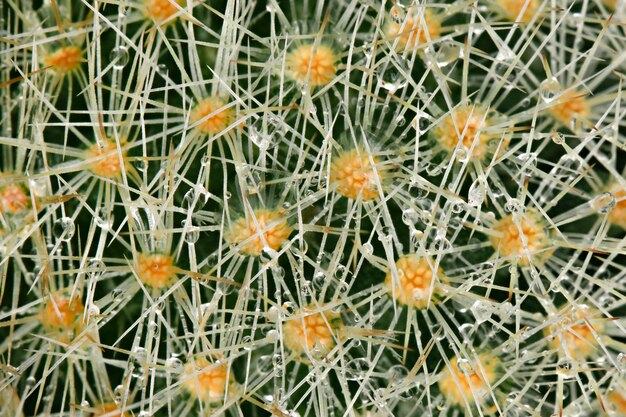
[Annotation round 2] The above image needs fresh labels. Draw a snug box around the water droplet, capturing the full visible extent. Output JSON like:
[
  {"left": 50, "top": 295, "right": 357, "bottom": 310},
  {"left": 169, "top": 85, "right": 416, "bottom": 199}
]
[
  {"left": 312, "top": 272, "right": 326, "bottom": 290},
  {"left": 590, "top": 192, "right": 616, "bottom": 214},
  {"left": 540, "top": 77, "right": 561, "bottom": 103},
  {"left": 412, "top": 111, "right": 431, "bottom": 134},
  {"left": 272, "top": 353, "right": 284, "bottom": 368},
  {"left": 184, "top": 224, "right": 200, "bottom": 243},
  {"left": 113, "top": 385, "right": 125, "bottom": 403},
  {"left": 455, "top": 146, "right": 470, "bottom": 163},
  {"left": 239, "top": 335, "right": 253, "bottom": 351},
  {"left": 456, "top": 358, "right": 474, "bottom": 375},
  {"left": 517, "top": 152, "right": 537, "bottom": 177},
  {"left": 260, "top": 246, "right": 278, "bottom": 263},
  {"left": 272, "top": 266, "right": 285, "bottom": 279},
  {"left": 300, "top": 280, "right": 313, "bottom": 296},
  {"left": 436, "top": 41, "right": 461, "bottom": 67},
  {"left": 282, "top": 301, "right": 295, "bottom": 315},
  {"left": 557, "top": 359, "right": 574, "bottom": 379},
  {"left": 504, "top": 198, "right": 524, "bottom": 215},
  {"left": 183, "top": 189, "right": 200, "bottom": 212},
  {"left": 345, "top": 358, "right": 368, "bottom": 380},
  {"left": 133, "top": 347, "right": 147, "bottom": 365},
  {"left": 378, "top": 226, "right": 394, "bottom": 243},
  {"left": 498, "top": 301, "right": 515, "bottom": 323},
  {"left": 387, "top": 364, "right": 409, "bottom": 384},
  {"left": 402, "top": 208, "right": 419, "bottom": 225},
  {"left": 451, "top": 200, "right": 465, "bottom": 213},
  {"left": 554, "top": 155, "right": 581, "bottom": 179},
  {"left": 551, "top": 131, "right": 565, "bottom": 144},
  {"left": 88, "top": 304, "right": 100, "bottom": 317},
  {"left": 433, "top": 236, "right": 450, "bottom": 251},
  {"left": 266, "top": 329, "right": 279, "bottom": 342},
  {"left": 165, "top": 356, "right": 183, "bottom": 372},
  {"left": 53, "top": 217, "right": 75, "bottom": 241},
  {"left": 332, "top": 264, "right": 346, "bottom": 281},
  {"left": 135, "top": 159, "right": 148, "bottom": 173},
  {"left": 471, "top": 300, "right": 493, "bottom": 324},
  {"left": 362, "top": 242, "right": 374, "bottom": 254},
  {"left": 95, "top": 215, "right": 113, "bottom": 230},
  {"left": 267, "top": 306, "right": 280, "bottom": 322},
  {"left": 378, "top": 60, "right": 408, "bottom": 93},
  {"left": 468, "top": 177, "right": 486, "bottom": 207},
  {"left": 250, "top": 115, "right": 283, "bottom": 150},
  {"left": 459, "top": 323, "right": 474, "bottom": 341},
  {"left": 87, "top": 258, "right": 105, "bottom": 280},
  {"left": 156, "top": 63, "right": 168, "bottom": 76},
  {"left": 616, "top": 352, "right": 626, "bottom": 371},
  {"left": 495, "top": 46, "right": 515, "bottom": 64},
  {"left": 217, "top": 278, "right": 236, "bottom": 295},
  {"left": 109, "top": 46, "right": 129, "bottom": 70}
]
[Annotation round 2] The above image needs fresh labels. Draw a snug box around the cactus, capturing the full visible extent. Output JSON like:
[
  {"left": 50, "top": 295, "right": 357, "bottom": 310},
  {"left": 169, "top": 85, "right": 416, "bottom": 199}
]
[{"left": 1, "top": 1, "right": 626, "bottom": 416}]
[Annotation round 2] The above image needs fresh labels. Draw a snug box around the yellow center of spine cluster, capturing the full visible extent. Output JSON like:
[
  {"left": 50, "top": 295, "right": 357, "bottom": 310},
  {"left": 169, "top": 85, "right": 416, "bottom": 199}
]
[
  {"left": 190, "top": 97, "right": 233, "bottom": 135},
  {"left": 283, "top": 306, "right": 343, "bottom": 356},
  {"left": 286, "top": 43, "right": 338, "bottom": 87},
  {"left": 495, "top": 0, "right": 539, "bottom": 23},
  {"left": 548, "top": 90, "right": 589, "bottom": 128},
  {"left": 545, "top": 306, "right": 603, "bottom": 359},
  {"left": 181, "top": 358, "right": 232, "bottom": 403},
  {"left": 434, "top": 104, "right": 499, "bottom": 161},
  {"left": 330, "top": 148, "right": 383, "bottom": 200},
  {"left": 40, "top": 295, "right": 84, "bottom": 342},
  {"left": 385, "top": 8, "right": 441, "bottom": 50},
  {"left": 385, "top": 255, "right": 444, "bottom": 308},
  {"left": 226, "top": 209, "right": 292, "bottom": 257},
  {"left": 135, "top": 253, "right": 177, "bottom": 288},
  {"left": 0, "top": 183, "right": 31, "bottom": 214},
  {"left": 43, "top": 46, "right": 82, "bottom": 73},
  {"left": 438, "top": 354, "right": 497, "bottom": 406},
  {"left": 490, "top": 210, "right": 551, "bottom": 266},
  {"left": 143, "top": 0, "right": 183, "bottom": 22},
  {"left": 85, "top": 140, "right": 127, "bottom": 178},
  {"left": 41, "top": 295, "right": 83, "bottom": 330},
  {"left": 606, "top": 389, "right": 626, "bottom": 416}
]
